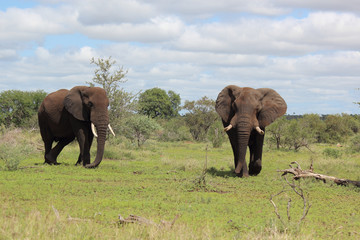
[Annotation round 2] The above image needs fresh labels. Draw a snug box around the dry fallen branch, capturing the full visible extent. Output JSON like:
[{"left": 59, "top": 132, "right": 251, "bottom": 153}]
[
  {"left": 118, "top": 214, "right": 180, "bottom": 229},
  {"left": 270, "top": 175, "right": 311, "bottom": 230},
  {"left": 278, "top": 161, "right": 360, "bottom": 188}
]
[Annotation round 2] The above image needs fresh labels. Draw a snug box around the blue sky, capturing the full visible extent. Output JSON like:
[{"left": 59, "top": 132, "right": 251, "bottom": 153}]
[{"left": 1, "top": 0, "right": 360, "bottom": 114}]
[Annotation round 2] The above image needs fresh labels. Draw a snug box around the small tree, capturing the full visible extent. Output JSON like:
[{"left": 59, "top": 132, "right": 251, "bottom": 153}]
[
  {"left": 323, "top": 114, "right": 356, "bottom": 143},
  {"left": 283, "top": 119, "right": 310, "bottom": 151},
  {"left": 124, "top": 114, "right": 161, "bottom": 147},
  {"left": 138, "top": 88, "right": 181, "bottom": 118},
  {"left": 89, "top": 56, "right": 128, "bottom": 97},
  {"left": 207, "top": 119, "right": 226, "bottom": 148},
  {"left": 157, "top": 117, "right": 191, "bottom": 142},
  {"left": 183, "top": 96, "right": 218, "bottom": 141},
  {"left": 298, "top": 114, "right": 326, "bottom": 143},
  {"left": 88, "top": 57, "right": 136, "bottom": 132},
  {"left": 168, "top": 90, "right": 181, "bottom": 116},
  {"left": 267, "top": 116, "right": 288, "bottom": 149}
]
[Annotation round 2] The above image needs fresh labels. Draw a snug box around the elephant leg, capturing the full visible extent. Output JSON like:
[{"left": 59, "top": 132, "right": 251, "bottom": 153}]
[
  {"left": 39, "top": 122, "right": 55, "bottom": 164},
  {"left": 248, "top": 130, "right": 264, "bottom": 176},
  {"left": 76, "top": 154, "right": 82, "bottom": 166},
  {"left": 226, "top": 129, "right": 239, "bottom": 170},
  {"left": 44, "top": 140, "right": 54, "bottom": 164},
  {"left": 76, "top": 127, "right": 92, "bottom": 166},
  {"left": 47, "top": 137, "right": 74, "bottom": 164},
  {"left": 75, "top": 131, "right": 93, "bottom": 166}
]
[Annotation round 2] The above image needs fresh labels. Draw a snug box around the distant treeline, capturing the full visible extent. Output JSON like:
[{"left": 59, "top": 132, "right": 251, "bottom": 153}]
[
  {"left": 285, "top": 114, "right": 359, "bottom": 120},
  {"left": 0, "top": 90, "right": 47, "bottom": 128},
  {"left": 1, "top": 89, "right": 360, "bottom": 150}
]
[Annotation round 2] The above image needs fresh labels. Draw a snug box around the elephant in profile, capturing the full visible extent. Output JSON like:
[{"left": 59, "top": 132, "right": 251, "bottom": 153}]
[
  {"left": 38, "top": 86, "right": 115, "bottom": 168},
  {"left": 215, "top": 85, "right": 287, "bottom": 177}
]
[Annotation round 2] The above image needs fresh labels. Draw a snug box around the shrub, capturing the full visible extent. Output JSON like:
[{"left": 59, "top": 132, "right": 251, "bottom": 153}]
[
  {"left": 0, "top": 128, "right": 35, "bottom": 171},
  {"left": 0, "top": 90, "right": 46, "bottom": 127},
  {"left": 157, "top": 117, "right": 191, "bottom": 142},
  {"left": 207, "top": 120, "right": 226, "bottom": 148},
  {"left": 348, "top": 135, "right": 360, "bottom": 153},
  {"left": 283, "top": 119, "right": 310, "bottom": 151},
  {"left": 124, "top": 114, "right": 162, "bottom": 147},
  {"left": 183, "top": 96, "right": 218, "bottom": 142},
  {"left": 323, "top": 148, "right": 342, "bottom": 159}
]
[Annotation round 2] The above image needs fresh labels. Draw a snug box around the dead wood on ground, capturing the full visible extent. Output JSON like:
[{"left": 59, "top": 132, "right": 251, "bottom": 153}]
[
  {"left": 278, "top": 161, "right": 360, "bottom": 188},
  {"left": 118, "top": 214, "right": 180, "bottom": 229}
]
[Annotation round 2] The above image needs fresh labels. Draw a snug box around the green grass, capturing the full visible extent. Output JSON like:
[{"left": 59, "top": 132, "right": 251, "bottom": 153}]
[{"left": 0, "top": 130, "right": 359, "bottom": 239}]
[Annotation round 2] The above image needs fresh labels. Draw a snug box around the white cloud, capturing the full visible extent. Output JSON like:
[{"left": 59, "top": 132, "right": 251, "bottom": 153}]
[
  {"left": 0, "top": 0, "right": 360, "bottom": 114},
  {"left": 82, "top": 16, "right": 185, "bottom": 42},
  {"left": 0, "top": 49, "right": 17, "bottom": 60},
  {"left": 275, "top": 0, "right": 360, "bottom": 13},
  {"left": 172, "top": 12, "right": 360, "bottom": 55},
  {"left": 75, "top": 0, "right": 156, "bottom": 25},
  {"left": 0, "top": 6, "right": 78, "bottom": 50}
]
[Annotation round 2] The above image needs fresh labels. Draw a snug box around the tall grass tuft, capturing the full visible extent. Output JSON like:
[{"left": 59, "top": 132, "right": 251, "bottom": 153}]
[
  {"left": 0, "top": 128, "right": 36, "bottom": 170},
  {"left": 349, "top": 135, "right": 360, "bottom": 153},
  {"left": 323, "top": 148, "right": 342, "bottom": 159}
]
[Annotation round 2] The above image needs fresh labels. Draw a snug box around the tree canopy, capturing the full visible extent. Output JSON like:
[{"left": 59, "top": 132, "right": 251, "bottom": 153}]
[
  {"left": 0, "top": 90, "right": 46, "bottom": 127},
  {"left": 138, "top": 88, "right": 181, "bottom": 118},
  {"left": 183, "top": 96, "right": 218, "bottom": 141},
  {"left": 88, "top": 57, "right": 136, "bottom": 131}
]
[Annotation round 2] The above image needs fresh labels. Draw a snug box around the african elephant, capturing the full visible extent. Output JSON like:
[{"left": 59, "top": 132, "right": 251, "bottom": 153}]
[
  {"left": 215, "top": 85, "right": 287, "bottom": 177},
  {"left": 38, "top": 86, "right": 115, "bottom": 168}
]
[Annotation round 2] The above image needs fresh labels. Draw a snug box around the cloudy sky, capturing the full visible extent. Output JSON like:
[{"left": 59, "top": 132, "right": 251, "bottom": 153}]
[{"left": 1, "top": 0, "right": 360, "bottom": 115}]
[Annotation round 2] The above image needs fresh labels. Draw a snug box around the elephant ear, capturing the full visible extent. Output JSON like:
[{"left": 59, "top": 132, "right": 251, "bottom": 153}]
[
  {"left": 257, "top": 88, "right": 287, "bottom": 127},
  {"left": 215, "top": 85, "right": 242, "bottom": 123},
  {"left": 64, "top": 86, "right": 90, "bottom": 121}
]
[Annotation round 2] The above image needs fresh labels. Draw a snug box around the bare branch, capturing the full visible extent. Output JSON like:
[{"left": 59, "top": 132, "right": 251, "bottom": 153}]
[
  {"left": 270, "top": 173, "right": 311, "bottom": 230},
  {"left": 287, "top": 198, "right": 291, "bottom": 221},
  {"left": 278, "top": 162, "right": 360, "bottom": 188},
  {"left": 118, "top": 214, "right": 180, "bottom": 229}
]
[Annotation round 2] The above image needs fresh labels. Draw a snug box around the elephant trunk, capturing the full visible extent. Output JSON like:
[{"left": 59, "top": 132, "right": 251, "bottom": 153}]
[
  {"left": 234, "top": 121, "right": 252, "bottom": 177},
  {"left": 85, "top": 124, "right": 107, "bottom": 168}
]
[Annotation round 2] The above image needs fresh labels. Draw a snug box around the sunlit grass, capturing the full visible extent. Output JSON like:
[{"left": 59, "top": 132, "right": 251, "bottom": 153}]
[{"left": 0, "top": 129, "right": 359, "bottom": 239}]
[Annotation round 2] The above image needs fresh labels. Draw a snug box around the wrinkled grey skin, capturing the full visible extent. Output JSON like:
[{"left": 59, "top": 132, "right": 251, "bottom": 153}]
[
  {"left": 38, "top": 86, "right": 110, "bottom": 168},
  {"left": 215, "top": 85, "right": 287, "bottom": 177}
]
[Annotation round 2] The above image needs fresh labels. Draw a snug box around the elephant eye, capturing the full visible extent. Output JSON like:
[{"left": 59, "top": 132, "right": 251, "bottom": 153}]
[{"left": 88, "top": 101, "right": 94, "bottom": 108}]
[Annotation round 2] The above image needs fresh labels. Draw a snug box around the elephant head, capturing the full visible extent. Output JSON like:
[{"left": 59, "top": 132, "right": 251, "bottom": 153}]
[
  {"left": 64, "top": 86, "right": 114, "bottom": 168},
  {"left": 215, "top": 85, "right": 287, "bottom": 177}
]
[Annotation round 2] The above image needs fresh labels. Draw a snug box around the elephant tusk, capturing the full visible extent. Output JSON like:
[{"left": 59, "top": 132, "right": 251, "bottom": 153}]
[
  {"left": 108, "top": 124, "right": 115, "bottom": 136},
  {"left": 224, "top": 124, "right": 233, "bottom": 132},
  {"left": 91, "top": 123, "right": 98, "bottom": 138},
  {"left": 255, "top": 126, "right": 264, "bottom": 135}
]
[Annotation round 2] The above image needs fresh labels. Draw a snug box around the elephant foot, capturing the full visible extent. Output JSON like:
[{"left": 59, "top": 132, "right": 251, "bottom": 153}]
[
  {"left": 234, "top": 170, "right": 249, "bottom": 178},
  {"left": 75, "top": 159, "right": 82, "bottom": 166},
  {"left": 235, "top": 172, "right": 249, "bottom": 178},
  {"left": 44, "top": 154, "right": 60, "bottom": 165},
  {"left": 44, "top": 160, "right": 61, "bottom": 165},
  {"left": 249, "top": 160, "right": 262, "bottom": 176}
]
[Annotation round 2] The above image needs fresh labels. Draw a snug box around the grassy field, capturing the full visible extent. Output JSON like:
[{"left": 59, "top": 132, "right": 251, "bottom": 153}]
[{"left": 0, "top": 129, "right": 359, "bottom": 239}]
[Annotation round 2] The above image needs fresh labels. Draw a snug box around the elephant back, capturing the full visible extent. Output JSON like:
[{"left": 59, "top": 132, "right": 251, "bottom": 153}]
[{"left": 39, "top": 89, "right": 69, "bottom": 124}]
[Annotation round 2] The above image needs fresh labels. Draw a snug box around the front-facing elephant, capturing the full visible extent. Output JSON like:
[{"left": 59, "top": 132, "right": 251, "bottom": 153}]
[
  {"left": 38, "top": 86, "right": 115, "bottom": 168},
  {"left": 215, "top": 85, "right": 287, "bottom": 177}
]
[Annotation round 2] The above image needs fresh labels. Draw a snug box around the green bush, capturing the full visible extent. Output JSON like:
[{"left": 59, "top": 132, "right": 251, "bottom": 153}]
[
  {"left": 207, "top": 120, "right": 226, "bottom": 148},
  {"left": 349, "top": 135, "right": 360, "bottom": 153},
  {"left": 0, "top": 144, "right": 20, "bottom": 171},
  {"left": 0, "top": 90, "right": 46, "bottom": 127},
  {"left": 0, "top": 128, "right": 35, "bottom": 171},
  {"left": 124, "top": 114, "right": 162, "bottom": 147},
  {"left": 157, "top": 117, "right": 191, "bottom": 142},
  {"left": 323, "top": 148, "right": 342, "bottom": 159}
]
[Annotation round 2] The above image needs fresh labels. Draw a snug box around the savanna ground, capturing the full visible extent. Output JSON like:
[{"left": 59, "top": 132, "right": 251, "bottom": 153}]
[{"left": 0, "top": 129, "right": 359, "bottom": 240}]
